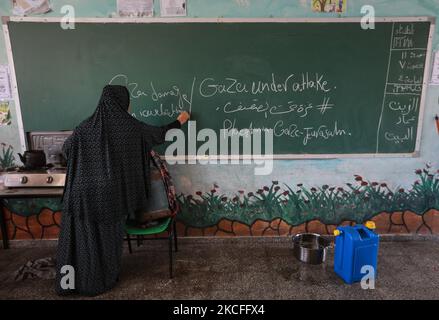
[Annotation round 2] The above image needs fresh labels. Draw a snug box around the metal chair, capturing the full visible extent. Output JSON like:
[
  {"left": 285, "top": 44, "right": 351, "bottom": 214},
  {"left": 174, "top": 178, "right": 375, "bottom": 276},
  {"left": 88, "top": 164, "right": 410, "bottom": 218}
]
[
  {"left": 125, "top": 217, "right": 178, "bottom": 278},
  {"left": 124, "top": 150, "right": 180, "bottom": 278}
]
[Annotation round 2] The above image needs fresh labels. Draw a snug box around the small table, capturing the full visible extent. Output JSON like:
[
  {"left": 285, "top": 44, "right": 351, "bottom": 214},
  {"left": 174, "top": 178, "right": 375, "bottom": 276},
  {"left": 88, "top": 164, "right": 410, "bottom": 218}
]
[{"left": 0, "top": 187, "right": 64, "bottom": 249}]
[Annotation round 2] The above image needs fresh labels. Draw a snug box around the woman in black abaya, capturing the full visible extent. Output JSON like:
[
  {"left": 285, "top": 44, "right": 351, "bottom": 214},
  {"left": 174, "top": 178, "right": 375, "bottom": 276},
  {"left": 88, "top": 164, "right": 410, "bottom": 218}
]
[{"left": 55, "top": 85, "right": 189, "bottom": 296}]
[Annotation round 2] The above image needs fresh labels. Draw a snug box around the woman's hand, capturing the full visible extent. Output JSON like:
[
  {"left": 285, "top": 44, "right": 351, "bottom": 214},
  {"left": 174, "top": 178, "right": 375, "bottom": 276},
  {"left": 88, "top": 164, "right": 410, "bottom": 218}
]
[{"left": 177, "top": 111, "right": 190, "bottom": 125}]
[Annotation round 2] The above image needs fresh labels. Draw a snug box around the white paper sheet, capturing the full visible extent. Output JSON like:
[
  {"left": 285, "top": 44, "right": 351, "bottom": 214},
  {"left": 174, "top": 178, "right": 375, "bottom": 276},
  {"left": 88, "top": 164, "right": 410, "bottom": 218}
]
[
  {"left": 0, "top": 65, "right": 12, "bottom": 100},
  {"left": 431, "top": 51, "right": 439, "bottom": 86},
  {"left": 12, "top": 0, "right": 51, "bottom": 16},
  {"left": 160, "top": 0, "right": 187, "bottom": 17},
  {"left": 117, "top": 0, "right": 154, "bottom": 17}
]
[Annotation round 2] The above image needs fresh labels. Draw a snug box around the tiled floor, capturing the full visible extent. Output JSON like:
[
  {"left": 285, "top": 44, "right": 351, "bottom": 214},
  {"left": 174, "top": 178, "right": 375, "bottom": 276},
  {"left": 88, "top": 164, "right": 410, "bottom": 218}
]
[{"left": 0, "top": 237, "right": 438, "bottom": 299}]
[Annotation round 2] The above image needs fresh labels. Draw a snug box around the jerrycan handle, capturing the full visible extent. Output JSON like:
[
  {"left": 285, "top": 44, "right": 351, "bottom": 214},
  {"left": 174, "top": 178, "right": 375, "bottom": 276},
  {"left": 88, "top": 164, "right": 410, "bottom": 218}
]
[{"left": 364, "top": 221, "right": 376, "bottom": 230}]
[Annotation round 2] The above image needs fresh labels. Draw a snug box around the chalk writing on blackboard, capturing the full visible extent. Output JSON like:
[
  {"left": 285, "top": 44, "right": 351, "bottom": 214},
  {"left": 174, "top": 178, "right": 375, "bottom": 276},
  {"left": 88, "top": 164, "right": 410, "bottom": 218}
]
[
  {"left": 109, "top": 72, "right": 352, "bottom": 148},
  {"left": 107, "top": 20, "right": 429, "bottom": 155},
  {"left": 376, "top": 22, "right": 427, "bottom": 152}
]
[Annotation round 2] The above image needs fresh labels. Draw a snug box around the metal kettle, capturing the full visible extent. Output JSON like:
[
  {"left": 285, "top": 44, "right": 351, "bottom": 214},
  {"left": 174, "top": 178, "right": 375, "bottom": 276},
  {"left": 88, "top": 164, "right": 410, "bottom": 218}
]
[{"left": 17, "top": 150, "right": 47, "bottom": 169}]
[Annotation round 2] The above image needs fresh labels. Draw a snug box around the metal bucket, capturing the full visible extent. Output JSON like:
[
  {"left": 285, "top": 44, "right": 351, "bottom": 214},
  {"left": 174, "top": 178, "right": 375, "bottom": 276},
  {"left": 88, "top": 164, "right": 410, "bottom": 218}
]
[{"left": 292, "top": 233, "right": 331, "bottom": 265}]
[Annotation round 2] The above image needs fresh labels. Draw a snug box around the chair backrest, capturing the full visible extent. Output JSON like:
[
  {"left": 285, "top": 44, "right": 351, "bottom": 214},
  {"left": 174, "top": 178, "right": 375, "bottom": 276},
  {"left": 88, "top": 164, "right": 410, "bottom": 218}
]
[{"left": 150, "top": 150, "right": 179, "bottom": 217}]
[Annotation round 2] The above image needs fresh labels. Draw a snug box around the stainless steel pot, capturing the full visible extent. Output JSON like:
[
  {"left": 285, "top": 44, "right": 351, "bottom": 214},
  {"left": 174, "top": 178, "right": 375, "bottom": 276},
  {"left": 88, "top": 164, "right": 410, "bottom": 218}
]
[{"left": 292, "top": 233, "right": 330, "bottom": 265}]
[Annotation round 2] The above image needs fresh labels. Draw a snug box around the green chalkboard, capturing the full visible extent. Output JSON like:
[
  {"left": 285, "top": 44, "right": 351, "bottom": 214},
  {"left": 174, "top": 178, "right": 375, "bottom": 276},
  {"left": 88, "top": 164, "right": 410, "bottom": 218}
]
[{"left": 6, "top": 18, "right": 433, "bottom": 156}]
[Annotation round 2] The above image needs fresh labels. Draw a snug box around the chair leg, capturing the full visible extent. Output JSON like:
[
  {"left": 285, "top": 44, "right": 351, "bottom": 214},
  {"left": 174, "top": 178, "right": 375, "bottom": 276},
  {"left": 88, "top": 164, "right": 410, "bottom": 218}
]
[
  {"left": 136, "top": 235, "right": 141, "bottom": 247},
  {"left": 169, "top": 233, "right": 173, "bottom": 279},
  {"left": 127, "top": 234, "right": 133, "bottom": 254},
  {"left": 173, "top": 220, "right": 178, "bottom": 252}
]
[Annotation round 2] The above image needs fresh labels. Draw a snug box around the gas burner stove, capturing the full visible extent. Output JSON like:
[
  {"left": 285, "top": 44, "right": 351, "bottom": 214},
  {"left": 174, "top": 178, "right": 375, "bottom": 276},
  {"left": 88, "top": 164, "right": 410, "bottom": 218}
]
[
  {"left": 2, "top": 131, "right": 72, "bottom": 188},
  {"left": 4, "top": 166, "right": 66, "bottom": 188}
]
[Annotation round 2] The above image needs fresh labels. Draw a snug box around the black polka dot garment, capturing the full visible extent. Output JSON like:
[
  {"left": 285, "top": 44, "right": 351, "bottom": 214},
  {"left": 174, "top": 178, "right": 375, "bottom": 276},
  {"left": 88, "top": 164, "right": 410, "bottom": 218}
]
[{"left": 55, "top": 85, "right": 181, "bottom": 296}]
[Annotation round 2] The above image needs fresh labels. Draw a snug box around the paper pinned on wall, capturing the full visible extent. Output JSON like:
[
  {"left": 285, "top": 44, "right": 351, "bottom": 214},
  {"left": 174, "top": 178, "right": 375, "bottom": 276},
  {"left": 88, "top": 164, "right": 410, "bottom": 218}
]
[
  {"left": 160, "top": 0, "right": 187, "bottom": 17},
  {"left": 117, "top": 0, "right": 154, "bottom": 17},
  {"left": 11, "top": 0, "right": 51, "bottom": 16},
  {"left": 0, "top": 102, "right": 11, "bottom": 126},
  {"left": 431, "top": 51, "right": 439, "bottom": 86},
  {"left": 0, "top": 65, "right": 12, "bottom": 101},
  {"left": 312, "top": 0, "right": 347, "bottom": 13}
]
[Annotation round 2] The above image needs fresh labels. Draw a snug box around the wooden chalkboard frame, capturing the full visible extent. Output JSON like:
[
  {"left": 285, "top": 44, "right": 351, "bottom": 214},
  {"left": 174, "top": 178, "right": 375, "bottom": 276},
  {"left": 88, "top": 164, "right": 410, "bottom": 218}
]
[{"left": 2, "top": 16, "right": 436, "bottom": 160}]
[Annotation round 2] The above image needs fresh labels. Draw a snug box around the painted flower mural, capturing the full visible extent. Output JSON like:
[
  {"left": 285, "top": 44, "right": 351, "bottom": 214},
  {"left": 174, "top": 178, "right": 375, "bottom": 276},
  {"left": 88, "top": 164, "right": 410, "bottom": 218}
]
[
  {"left": 2, "top": 165, "right": 439, "bottom": 239},
  {"left": 177, "top": 166, "right": 439, "bottom": 229},
  {"left": 0, "top": 143, "right": 15, "bottom": 170}
]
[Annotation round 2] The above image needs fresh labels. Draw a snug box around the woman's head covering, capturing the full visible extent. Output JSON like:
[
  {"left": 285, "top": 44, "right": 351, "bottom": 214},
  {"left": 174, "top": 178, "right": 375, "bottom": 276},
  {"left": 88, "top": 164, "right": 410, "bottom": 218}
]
[
  {"left": 89, "top": 85, "right": 133, "bottom": 128},
  {"left": 98, "top": 85, "right": 130, "bottom": 111}
]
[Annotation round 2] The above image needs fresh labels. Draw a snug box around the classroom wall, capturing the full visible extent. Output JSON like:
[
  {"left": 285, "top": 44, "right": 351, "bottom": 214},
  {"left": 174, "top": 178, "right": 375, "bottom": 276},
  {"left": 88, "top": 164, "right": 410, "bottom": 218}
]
[{"left": 1, "top": 0, "right": 439, "bottom": 238}]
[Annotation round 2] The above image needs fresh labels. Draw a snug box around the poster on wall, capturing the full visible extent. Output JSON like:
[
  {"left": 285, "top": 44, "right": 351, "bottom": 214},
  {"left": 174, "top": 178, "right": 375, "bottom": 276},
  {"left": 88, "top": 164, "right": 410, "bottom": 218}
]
[
  {"left": 160, "top": 0, "right": 187, "bottom": 17},
  {"left": 11, "top": 0, "right": 51, "bottom": 16},
  {"left": 117, "top": 0, "right": 154, "bottom": 17},
  {"left": 431, "top": 51, "right": 439, "bottom": 86},
  {"left": 0, "top": 102, "right": 11, "bottom": 126},
  {"left": 0, "top": 65, "right": 12, "bottom": 101},
  {"left": 312, "top": 0, "right": 347, "bottom": 13}
]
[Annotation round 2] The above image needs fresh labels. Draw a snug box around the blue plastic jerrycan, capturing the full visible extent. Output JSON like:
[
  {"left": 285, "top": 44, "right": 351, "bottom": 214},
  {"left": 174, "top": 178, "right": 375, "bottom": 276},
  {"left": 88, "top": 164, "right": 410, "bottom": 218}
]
[{"left": 333, "top": 222, "right": 379, "bottom": 284}]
